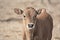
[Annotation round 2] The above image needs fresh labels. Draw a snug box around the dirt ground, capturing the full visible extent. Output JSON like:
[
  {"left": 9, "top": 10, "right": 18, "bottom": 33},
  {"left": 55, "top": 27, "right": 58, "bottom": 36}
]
[{"left": 0, "top": 0, "right": 60, "bottom": 40}]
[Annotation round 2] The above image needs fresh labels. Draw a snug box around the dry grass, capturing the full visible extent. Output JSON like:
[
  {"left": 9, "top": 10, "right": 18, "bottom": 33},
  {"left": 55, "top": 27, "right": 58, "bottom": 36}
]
[{"left": 0, "top": 0, "right": 60, "bottom": 40}]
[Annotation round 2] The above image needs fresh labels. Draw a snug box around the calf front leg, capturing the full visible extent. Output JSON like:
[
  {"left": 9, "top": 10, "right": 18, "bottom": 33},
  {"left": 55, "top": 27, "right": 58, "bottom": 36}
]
[{"left": 23, "top": 32, "right": 26, "bottom": 40}]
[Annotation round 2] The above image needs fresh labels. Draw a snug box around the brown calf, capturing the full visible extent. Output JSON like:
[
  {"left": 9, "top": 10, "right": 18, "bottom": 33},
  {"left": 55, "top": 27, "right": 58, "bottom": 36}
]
[{"left": 14, "top": 7, "right": 53, "bottom": 40}]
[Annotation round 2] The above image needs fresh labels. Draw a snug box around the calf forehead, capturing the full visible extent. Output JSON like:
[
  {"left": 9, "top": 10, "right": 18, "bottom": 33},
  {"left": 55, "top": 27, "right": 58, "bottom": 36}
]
[{"left": 24, "top": 7, "right": 37, "bottom": 17}]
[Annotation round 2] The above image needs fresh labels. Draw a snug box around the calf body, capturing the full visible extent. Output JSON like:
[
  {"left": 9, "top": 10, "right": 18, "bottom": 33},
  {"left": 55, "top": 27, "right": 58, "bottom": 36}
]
[{"left": 33, "top": 9, "right": 53, "bottom": 40}]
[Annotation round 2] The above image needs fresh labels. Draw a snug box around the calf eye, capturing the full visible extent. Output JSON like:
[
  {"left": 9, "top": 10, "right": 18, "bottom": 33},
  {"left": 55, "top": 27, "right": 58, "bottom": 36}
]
[
  {"left": 23, "top": 15, "right": 26, "bottom": 18},
  {"left": 23, "top": 14, "right": 26, "bottom": 18},
  {"left": 24, "top": 15, "right": 26, "bottom": 17}
]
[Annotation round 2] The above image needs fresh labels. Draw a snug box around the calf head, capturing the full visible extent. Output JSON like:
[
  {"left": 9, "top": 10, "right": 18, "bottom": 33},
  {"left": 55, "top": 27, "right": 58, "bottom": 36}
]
[
  {"left": 14, "top": 7, "right": 38, "bottom": 30},
  {"left": 14, "top": 7, "right": 46, "bottom": 40},
  {"left": 14, "top": 7, "right": 46, "bottom": 32}
]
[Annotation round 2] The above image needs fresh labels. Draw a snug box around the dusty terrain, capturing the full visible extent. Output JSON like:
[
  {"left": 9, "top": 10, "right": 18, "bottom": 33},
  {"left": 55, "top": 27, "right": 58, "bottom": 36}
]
[{"left": 0, "top": 0, "right": 60, "bottom": 40}]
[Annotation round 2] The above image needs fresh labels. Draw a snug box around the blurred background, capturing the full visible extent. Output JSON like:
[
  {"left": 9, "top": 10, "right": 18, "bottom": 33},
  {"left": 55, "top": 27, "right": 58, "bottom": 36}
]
[{"left": 0, "top": 0, "right": 60, "bottom": 40}]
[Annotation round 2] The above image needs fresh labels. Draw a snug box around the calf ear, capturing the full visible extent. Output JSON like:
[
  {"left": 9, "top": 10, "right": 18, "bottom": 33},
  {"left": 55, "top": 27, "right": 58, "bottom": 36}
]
[
  {"left": 14, "top": 8, "right": 23, "bottom": 15},
  {"left": 37, "top": 9, "right": 42, "bottom": 15},
  {"left": 37, "top": 8, "right": 46, "bottom": 14},
  {"left": 40, "top": 8, "right": 46, "bottom": 13},
  {"left": 36, "top": 8, "right": 46, "bottom": 19}
]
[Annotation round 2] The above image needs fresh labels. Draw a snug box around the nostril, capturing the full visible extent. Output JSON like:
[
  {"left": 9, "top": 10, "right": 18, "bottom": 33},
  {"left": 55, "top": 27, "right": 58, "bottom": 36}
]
[{"left": 28, "top": 24, "right": 34, "bottom": 28}]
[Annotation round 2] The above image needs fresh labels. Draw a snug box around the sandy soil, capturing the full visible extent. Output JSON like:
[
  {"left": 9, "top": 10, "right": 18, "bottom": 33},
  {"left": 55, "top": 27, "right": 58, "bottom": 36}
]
[{"left": 0, "top": 0, "right": 60, "bottom": 40}]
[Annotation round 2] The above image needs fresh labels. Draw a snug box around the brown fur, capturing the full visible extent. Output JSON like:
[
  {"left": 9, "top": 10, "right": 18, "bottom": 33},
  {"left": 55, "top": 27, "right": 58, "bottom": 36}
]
[
  {"left": 14, "top": 7, "right": 53, "bottom": 40},
  {"left": 23, "top": 7, "right": 37, "bottom": 40},
  {"left": 33, "top": 8, "right": 53, "bottom": 40}
]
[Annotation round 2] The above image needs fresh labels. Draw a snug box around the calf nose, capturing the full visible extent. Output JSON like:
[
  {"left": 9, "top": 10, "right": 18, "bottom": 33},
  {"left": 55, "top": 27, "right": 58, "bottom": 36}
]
[{"left": 28, "top": 24, "right": 34, "bottom": 28}]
